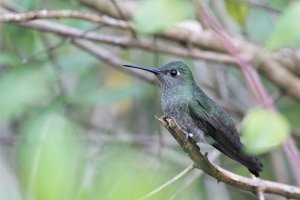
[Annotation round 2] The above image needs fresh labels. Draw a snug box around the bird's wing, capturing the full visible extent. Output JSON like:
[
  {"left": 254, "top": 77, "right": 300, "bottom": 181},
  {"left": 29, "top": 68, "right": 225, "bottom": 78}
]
[
  {"left": 187, "top": 93, "right": 242, "bottom": 159},
  {"left": 188, "top": 90, "right": 262, "bottom": 177}
]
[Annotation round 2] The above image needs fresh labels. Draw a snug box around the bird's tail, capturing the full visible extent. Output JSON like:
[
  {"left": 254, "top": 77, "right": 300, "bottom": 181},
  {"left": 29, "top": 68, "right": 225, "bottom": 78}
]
[
  {"left": 242, "top": 156, "right": 263, "bottom": 177},
  {"left": 232, "top": 152, "right": 263, "bottom": 177},
  {"left": 212, "top": 143, "right": 263, "bottom": 177}
]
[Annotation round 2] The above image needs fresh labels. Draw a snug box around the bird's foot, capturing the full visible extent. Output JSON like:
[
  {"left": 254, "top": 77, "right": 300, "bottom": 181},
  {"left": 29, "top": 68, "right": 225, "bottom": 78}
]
[
  {"left": 182, "top": 130, "right": 193, "bottom": 142},
  {"left": 204, "top": 152, "right": 209, "bottom": 160},
  {"left": 204, "top": 152, "right": 209, "bottom": 162}
]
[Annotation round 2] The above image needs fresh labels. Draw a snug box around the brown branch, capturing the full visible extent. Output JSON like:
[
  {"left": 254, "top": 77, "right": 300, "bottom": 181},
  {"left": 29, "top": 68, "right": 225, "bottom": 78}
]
[
  {"left": 78, "top": 0, "right": 135, "bottom": 20},
  {"left": 3, "top": 7, "right": 298, "bottom": 102},
  {"left": 0, "top": 9, "right": 133, "bottom": 29},
  {"left": 159, "top": 116, "right": 300, "bottom": 199},
  {"left": 77, "top": 0, "right": 300, "bottom": 68},
  {"left": 258, "top": 54, "right": 300, "bottom": 101},
  {"left": 1, "top": 8, "right": 300, "bottom": 100},
  {"left": 17, "top": 19, "right": 236, "bottom": 64}
]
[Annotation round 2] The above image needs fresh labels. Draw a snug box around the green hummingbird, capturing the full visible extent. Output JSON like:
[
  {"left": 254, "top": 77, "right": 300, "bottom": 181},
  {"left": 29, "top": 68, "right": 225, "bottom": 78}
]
[{"left": 123, "top": 61, "right": 263, "bottom": 177}]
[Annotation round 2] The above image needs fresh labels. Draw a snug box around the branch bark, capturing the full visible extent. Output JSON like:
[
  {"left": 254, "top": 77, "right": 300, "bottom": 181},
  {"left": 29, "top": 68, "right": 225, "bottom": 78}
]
[
  {"left": 78, "top": 0, "right": 136, "bottom": 20},
  {"left": 159, "top": 116, "right": 300, "bottom": 199}
]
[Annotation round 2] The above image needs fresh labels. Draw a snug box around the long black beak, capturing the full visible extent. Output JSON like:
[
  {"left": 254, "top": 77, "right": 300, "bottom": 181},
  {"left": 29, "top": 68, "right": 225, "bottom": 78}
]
[{"left": 123, "top": 64, "right": 160, "bottom": 74}]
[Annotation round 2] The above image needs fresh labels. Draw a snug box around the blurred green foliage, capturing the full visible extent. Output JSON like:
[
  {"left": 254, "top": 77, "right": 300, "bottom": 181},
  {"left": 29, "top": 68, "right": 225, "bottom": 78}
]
[
  {"left": 241, "top": 109, "right": 290, "bottom": 155},
  {"left": 266, "top": 1, "right": 300, "bottom": 49},
  {"left": 0, "top": 68, "right": 51, "bottom": 123},
  {"left": 90, "top": 144, "right": 175, "bottom": 200},
  {"left": 278, "top": 96, "right": 300, "bottom": 129},
  {"left": 1, "top": 0, "right": 300, "bottom": 199},
  {"left": 18, "top": 111, "right": 83, "bottom": 200},
  {"left": 246, "top": 8, "right": 273, "bottom": 43},
  {"left": 225, "top": 0, "right": 249, "bottom": 25},
  {"left": 133, "top": 0, "right": 194, "bottom": 33}
]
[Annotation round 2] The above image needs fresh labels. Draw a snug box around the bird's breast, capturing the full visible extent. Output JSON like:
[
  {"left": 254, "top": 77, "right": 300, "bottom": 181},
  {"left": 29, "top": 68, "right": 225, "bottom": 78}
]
[
  {"left": 160, "top": 92, "right": 208, "bottom": 143},
  {"left": 161, "top": 95, "right": 187, "bottom": 116}
]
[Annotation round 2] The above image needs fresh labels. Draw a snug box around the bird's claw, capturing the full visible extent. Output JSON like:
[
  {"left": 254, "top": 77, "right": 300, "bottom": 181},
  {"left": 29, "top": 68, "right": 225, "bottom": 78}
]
[
  {"left": 183, "top": 132, "right": 194, "bottom": 142},
  {"left": 204, "top": 152, "right": 209, "bottom": 160}
]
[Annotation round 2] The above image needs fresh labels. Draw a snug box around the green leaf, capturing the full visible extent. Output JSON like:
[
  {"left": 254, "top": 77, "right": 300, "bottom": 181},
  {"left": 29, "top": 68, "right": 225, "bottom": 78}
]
[
  {"left": 266, "top": 1, "right": 300, "bottom": 50},
  {"left": 277, "top": 96, "right": 300, "bottom": 128},
  {"left": 12, "top": 0, "right": 40, "bottom": 9},
  {"left": 18, "top": 112, "right": 83, "bottom": 200},
  {"left": 225, "top": 0, "right": 249, "bottom": 25},
  {"left": 3, "top": 25, "right": 44, "bottom": 56},
  {"left": 246, "top": 9, "right": 273, "bottom": 43},
  {"left": 241, "top": 109, "right": 290, "bottom": 155},
  {"left": 0, "top": 68, "right": 51, "bottom": 123},
  {"left": 133, "top": 0, "right": 194, "bottom": 33},
  {"left": 0, "top": 52, "right": 20, "bottom": 67},
  {"left": 268, "top": 0, "right": 288, "bottom": 11}
]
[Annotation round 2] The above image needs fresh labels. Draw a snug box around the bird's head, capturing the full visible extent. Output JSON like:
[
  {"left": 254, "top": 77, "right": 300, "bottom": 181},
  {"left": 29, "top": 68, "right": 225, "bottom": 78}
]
[{"left": 123, "top": 61, "right": 195, "bottom": 88}]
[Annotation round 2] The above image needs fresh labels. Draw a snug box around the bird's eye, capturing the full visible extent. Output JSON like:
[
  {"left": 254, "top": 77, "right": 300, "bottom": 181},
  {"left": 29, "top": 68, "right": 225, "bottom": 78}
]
[{"left": 170, "top": 69, "right": 178, "bottom": 77}]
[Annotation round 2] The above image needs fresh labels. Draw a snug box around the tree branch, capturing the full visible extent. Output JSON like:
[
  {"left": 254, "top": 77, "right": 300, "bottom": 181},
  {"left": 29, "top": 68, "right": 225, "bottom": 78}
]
[
  {"left": 18, "top": 19, "right": 236, "bottom": 64},
  {"left": 159, "top": 116, "right": 300, "bottom": 199},
  {"left": 2, "top": 8, "right": 299, "bottom": 101},
  {"left": 0, "top": 9, "right": 132, "bottom": 29},
  {"left": 78, "top": 0, "right": 135, "bottom": 20}
]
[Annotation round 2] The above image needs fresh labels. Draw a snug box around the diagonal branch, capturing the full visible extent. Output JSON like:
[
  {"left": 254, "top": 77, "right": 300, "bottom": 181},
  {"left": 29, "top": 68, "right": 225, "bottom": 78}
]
[{"left": 159, "top": 116, "right": 300, "bottom": 199}]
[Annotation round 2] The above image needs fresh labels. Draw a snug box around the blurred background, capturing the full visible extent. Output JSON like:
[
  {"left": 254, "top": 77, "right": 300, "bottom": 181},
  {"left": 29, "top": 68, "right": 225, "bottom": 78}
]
[{"left": 0, "top": 0, "right": 300, "bottom": 200}]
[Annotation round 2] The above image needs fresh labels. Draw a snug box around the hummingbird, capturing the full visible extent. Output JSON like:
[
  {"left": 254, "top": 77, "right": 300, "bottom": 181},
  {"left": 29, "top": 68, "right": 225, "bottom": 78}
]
[{"left": 123, "top": 61, "right": 263, "bottom": 177}]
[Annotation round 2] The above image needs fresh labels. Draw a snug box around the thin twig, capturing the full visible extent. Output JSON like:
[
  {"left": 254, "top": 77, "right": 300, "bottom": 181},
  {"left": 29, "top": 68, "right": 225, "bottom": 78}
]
[
  {"left": 252, "top": 174, "right": 266, "bottom": 200},
  {"left": 138, "top": 163, "right": 195, "bottom": 200},
  {"left": 256, "top": 188, "right": 266, "bottom": 200},
  {"left": 170, "top": 150, "right": 221, "bottom": 200},
  {"left": 110, "top": 0, "right": 136, "bottom": 37}
]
